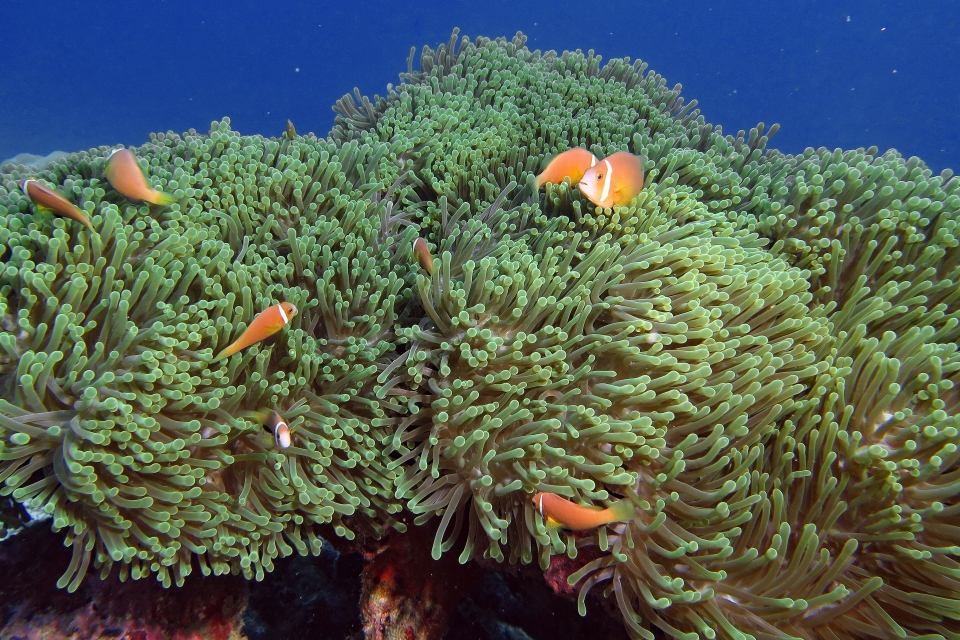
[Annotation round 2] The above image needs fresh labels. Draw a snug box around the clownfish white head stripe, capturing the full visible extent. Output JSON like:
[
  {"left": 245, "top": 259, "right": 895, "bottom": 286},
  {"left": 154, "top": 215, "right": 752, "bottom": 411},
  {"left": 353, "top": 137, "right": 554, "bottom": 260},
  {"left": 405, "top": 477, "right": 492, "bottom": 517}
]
[
  {"left": 599, "top": 158, "right": 614, "bottom": 205},
  {"left": 278, "top": 304, "right": 290, "bottom": 324},
  {"left": 274, "top": 419, "right": 291, "bottom": 448},
  {"left": 265, "top": 410, "right": 292, "bottom": 448}
]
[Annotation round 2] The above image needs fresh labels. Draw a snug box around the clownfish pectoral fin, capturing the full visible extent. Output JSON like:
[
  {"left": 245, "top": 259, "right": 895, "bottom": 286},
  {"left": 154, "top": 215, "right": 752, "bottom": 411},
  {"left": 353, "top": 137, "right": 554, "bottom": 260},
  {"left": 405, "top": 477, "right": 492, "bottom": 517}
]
[
  {"left": 260, "top": 331, "right": 282, "bottom": 348},
  {"left": 541, "top": 516, "right": 563, "bottom": 532},
  {"left": 606, "top": 152, "right": 645, "bottom": 207},
  {"left": 532, "top": 505, "right": 561, "bottom": 533}
]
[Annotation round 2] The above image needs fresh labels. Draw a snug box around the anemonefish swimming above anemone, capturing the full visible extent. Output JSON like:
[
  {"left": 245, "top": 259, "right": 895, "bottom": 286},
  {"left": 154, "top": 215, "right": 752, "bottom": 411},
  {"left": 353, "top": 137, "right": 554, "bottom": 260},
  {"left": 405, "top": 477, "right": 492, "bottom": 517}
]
[
  {"left": 213, "top": 302, "right": 297, "bottom": 361},
  {"left": 578, "top": 151, "right": 645, "bottom": 208},
  {"left": 104, "top": 148, "right": 176, "bottom": 205},
  {"left": 531, "top": 491, "right": 634, "bottom": 531},
  {"left": 535, "top": 147, "right": 598, "bottom": 189},
  {"left": 20, "top": 179, "right": 95, "bottom": 231}
]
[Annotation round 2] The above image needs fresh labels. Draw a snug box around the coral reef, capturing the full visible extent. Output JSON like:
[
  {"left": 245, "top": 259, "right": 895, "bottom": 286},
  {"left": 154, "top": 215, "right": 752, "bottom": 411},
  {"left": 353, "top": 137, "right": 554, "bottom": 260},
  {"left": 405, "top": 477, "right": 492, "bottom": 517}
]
[
  {"left": 0, "top": 28, "right": 958, "bottom": 640},
  {"left": 241, "top": 536, "right": 364, "bottom": 639},
  {"left": 359, "top": 526, "right": 480, "bottom": 640},
  {"left": 0, "top": 494, "right": 28, "bottom": 539},
  {"left": 445, "top": 564, "right": 629, "bottom": 640},
  {"left": 0, "top": 523, "right": 247, "bottom": 639}
]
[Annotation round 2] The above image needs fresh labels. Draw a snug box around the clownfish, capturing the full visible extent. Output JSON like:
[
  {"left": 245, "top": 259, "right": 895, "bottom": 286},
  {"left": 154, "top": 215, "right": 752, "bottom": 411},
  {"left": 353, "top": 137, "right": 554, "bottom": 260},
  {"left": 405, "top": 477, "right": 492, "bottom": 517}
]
[
  {"left": 265, "top": 410, "right": 292, "bottom": 448},
  {"left": 20, "top": 179, "right": 94, "bottom": 231},
  {"left": 213, "top": 302, "right": 297, "bottom": 361},
  {"left": 578, "top": 151, "right": 645, "bottom": 208},
  {"left": 531, "top": 492, "right": 633, "bottom": 531},
  {"left": 412, "top": 237, "right": 434, "bottom": 275},
  {"left": 536, "top": 147, "right": 598, "bottom": 189},
  {"left": 104, "top": 148, "right": 176, "bottom": 205},
  {"left": 286, "top": 119, "right": 297, "bottom": 139}
]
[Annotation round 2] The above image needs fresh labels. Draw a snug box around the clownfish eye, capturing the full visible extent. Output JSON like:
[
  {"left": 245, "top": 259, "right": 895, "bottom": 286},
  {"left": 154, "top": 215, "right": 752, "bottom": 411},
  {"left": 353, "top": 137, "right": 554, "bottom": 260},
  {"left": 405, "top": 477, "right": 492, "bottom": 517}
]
[{"left": 596, "top": 173, "right": 604, "bottom": 180}]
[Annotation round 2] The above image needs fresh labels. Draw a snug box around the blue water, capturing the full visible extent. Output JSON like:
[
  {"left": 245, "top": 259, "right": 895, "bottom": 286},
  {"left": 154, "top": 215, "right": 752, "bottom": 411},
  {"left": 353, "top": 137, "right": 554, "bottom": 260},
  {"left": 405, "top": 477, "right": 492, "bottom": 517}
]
[{"left": 2, "top": 0, "right": 958, "bottom": 172}]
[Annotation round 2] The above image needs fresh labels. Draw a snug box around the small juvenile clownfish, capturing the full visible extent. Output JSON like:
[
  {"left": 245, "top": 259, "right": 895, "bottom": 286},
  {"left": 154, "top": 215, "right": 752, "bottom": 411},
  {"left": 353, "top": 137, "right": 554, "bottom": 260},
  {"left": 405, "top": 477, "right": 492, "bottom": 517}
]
[
  {"left": 213, "top": 302, "right": 297, "bottom": 361},
  {"left": 578, "top": 151, "right": 645, "bottom": 208},
  {"left": 20, "top": 179, "right": 94, "bottom": 231},
  {"left": 286, "top": 119, "right": 297, "bottom": 139},
  {"left": 104, "top": 148, "right": 176, "bottom": 205},
  {"left": 265, "top": 410, "right": 292, "bottom": 448},
  {"left": 531, "top": 491, "right": 634, "bottom": 531},
  {"left": 535, "top": 147, "right": 598, "bottom": 189},
  {"left": 412, "top": 237, "right": 434, "bottom": 275}
]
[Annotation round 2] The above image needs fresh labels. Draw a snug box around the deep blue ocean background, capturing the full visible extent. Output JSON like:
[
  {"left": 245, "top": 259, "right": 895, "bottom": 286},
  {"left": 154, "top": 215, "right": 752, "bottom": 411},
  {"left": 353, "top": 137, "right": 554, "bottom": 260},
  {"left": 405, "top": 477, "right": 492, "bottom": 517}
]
[{"left": 2, "top": 0, "right": 958, "bottom": 172}]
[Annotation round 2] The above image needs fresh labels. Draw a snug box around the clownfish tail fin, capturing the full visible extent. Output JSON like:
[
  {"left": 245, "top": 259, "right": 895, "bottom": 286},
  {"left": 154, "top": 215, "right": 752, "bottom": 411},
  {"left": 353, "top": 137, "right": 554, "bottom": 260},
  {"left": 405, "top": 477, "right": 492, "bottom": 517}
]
[
  {"left": 152, "top": 191, "right": 177, "bottom": 206},
  {"left": 606, "top": 498, "right": 636, "bottom": 525},
  {"left": 244, "top": 409, "right": 270, "bottom": 423}
]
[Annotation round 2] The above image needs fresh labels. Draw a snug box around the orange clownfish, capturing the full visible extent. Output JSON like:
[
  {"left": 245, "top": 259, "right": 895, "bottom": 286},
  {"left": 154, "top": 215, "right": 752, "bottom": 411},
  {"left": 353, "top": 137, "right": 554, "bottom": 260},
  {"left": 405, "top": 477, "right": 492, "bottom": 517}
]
[
  {"left": 531, "top": 492, "right": 633, "bottom": 531},
  {"left": 104, "top": 148, "right": 176, "bottom": 205},
  {"left": 412, "top": 237, "right": 434, "bottom": 275},
  {"left": 20, "top": 179, "right": 94, "bottom": 231},
  {"left": 536, "top": 147, "right": 598, "bottom": 189},
  {"left": 213, "top": 302, "right": 297, "bottom": 361},
  {"left": 264, "top": 410, "right": 292, "bottom": 448},
  {"left": 578, "top": 151, "right": 645, "bottom": 208}
]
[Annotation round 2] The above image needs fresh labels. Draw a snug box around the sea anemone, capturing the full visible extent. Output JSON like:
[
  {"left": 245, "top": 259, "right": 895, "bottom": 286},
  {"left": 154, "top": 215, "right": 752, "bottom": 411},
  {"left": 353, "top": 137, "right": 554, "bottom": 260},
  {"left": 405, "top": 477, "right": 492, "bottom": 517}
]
[
  {"left": 0, "top": 28, "right": 957, "bottom": 640},
  {"left": 0, "top": 123, "right": 414, "bottom": 588}
]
